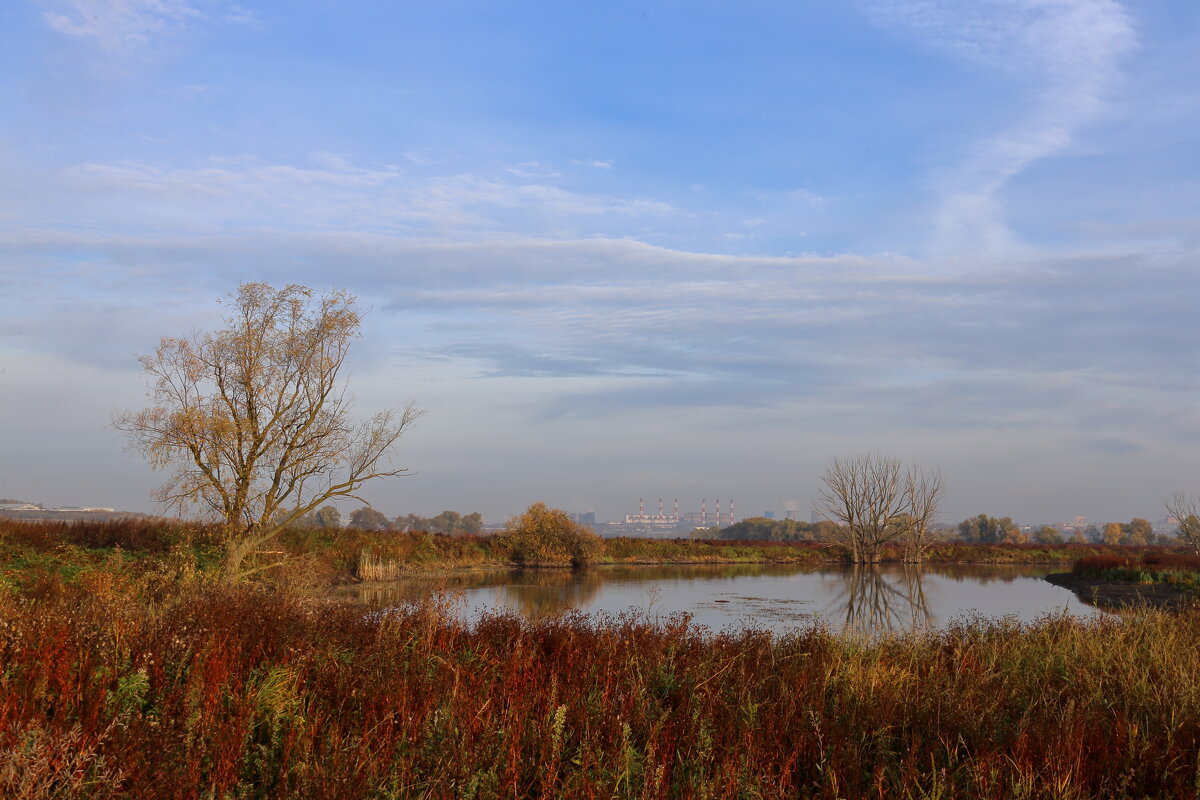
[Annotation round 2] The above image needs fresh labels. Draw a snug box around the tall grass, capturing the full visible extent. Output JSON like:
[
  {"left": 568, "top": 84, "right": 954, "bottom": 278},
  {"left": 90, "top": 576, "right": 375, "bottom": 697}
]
[{"left": 2, "top": 568, "right": 1200, "bottom": 798}]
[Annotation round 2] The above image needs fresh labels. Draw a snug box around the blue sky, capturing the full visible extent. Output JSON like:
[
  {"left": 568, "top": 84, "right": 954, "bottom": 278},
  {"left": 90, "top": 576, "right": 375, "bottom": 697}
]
[{"left": 1, "top": 0, "right": 1198, "bottom": 525}]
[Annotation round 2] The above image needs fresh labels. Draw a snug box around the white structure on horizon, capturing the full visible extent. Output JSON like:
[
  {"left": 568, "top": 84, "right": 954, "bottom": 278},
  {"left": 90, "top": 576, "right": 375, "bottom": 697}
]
[
  {"left": 624, "top": 497, "right": 736, "bottom": 527},
  {"left": 0, "top": 504, "right": 116, "bottom": 513}
]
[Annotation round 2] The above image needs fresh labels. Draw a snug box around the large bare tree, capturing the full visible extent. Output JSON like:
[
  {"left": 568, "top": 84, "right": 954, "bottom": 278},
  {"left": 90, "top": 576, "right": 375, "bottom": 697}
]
[
  {"left": 1165, "top": 494, "right": 1200, "bottom": 553},
  {"left": 116, "top": 283, "right": 422, "bottom": 582},
  {"left": 814, "top": 454, "right": 944, "bottom": 563}
]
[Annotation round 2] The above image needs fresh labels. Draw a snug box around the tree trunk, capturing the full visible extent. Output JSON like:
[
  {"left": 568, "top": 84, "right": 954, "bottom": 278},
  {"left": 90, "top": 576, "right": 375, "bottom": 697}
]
[{"left": 221, "top": 534, "right": 256, "bottom": 583}]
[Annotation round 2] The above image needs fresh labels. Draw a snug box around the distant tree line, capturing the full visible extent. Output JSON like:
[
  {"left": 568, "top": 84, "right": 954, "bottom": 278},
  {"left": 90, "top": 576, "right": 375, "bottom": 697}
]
[
  {"left": 389, "top": 510, "right": 484, "bottom": 534},
  {"left": 957, "top": 514, "right": 1171, "bottom": 546},
  {"left": 957, "top": 515, "right": 1028, "bottom": 545},
  {"left": 712, "top": 517, "right": 836, "bottom": 543},
  {"left": 293, "top": 506, "right": 484, "bottom": 535},
  {"left": 710, "top": 510, "right": 1179, "bottom": 549}
]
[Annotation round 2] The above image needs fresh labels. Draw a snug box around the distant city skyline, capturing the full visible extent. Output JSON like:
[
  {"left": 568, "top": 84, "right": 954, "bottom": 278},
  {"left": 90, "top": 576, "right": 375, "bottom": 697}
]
[{"left": 1, "top": 0, "right": 1198, "bottom": 526}]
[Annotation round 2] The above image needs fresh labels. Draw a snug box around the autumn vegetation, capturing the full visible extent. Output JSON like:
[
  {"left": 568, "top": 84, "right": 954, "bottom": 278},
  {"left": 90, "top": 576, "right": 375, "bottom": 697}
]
[
  {"left": 4, "top": 515, "right": 1200, "bottom": 797},
  {"left": 2, "top": 533, "right": 1200, "bottom": 798},
  {"left": 7, "top": 516, "right": 1187, "bottom": 595}
]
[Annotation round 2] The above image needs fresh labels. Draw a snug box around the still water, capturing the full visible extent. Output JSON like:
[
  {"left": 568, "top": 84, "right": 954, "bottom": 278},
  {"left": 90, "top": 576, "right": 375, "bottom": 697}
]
[{"left": 334, "top": 563, "right": 1108, "bottom": 635}]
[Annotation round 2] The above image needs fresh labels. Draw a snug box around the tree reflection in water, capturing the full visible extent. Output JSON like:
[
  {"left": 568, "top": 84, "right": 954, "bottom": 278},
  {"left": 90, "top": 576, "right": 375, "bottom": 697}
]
[
  {"left": 335, "top": 570, "right": 512, "bottom": 607},
  {"left": 497, "top": 569, "right": 606, "bottom": 619},
  {"left": 335, "top": 562, "right": 1070, "bottom": 634},
  {"left": 498, "top": 564, "right": 799, "bottom": 619},
  {"left": 824, "top": 564, "right": 932, "bottom": 633}
]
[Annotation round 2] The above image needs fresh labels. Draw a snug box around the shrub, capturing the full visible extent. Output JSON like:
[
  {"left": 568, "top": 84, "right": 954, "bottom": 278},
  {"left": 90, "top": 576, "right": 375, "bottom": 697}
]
[{"left": 499, "top": 503, "right": 602, "bottom": 568}]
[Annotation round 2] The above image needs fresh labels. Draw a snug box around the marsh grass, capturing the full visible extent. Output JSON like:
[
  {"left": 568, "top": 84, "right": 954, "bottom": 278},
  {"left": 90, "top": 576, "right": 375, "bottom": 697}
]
[{"left": 2, "top": 561, "right": 1200, "bottom": 799}]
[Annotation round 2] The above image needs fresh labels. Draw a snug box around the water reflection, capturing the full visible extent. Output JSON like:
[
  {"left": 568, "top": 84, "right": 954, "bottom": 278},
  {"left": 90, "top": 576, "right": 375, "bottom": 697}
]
[
  {"left": 497, "top": 569, "right": 605, "bottom": 619},
  {"left": 820, "top": 565, "right": 930, "bottom": 633},
  {"left": 332, "top": 561, "right": 1104, "bottom": 634}
]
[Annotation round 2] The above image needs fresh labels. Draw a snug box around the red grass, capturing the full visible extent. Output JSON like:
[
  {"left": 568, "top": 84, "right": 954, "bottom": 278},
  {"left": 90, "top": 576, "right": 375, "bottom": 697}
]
[
  {"left": 1073, "top": 555, "right": 1133, "bottom": 573},
  {"left": 1074, "top": 552, "right": 1200, "bottom": 577},
  {"left": 2, "top": 575, "right": 1200, "bottom": 798},
  {"left": 0, "top": 517, "right": 224, "bottom": 553},
  {"left": 1141, "top": 552, "right": 1200, "bottom": 572}
]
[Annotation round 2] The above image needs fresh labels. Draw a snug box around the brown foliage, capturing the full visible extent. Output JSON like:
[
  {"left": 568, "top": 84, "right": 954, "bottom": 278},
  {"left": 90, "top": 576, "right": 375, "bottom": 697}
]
[
  {"left": 498, "top": 502, "right": 603, "bottom": 568},
  {"left": 3, "top": 576, "right": 1200, "bottom": 798}
]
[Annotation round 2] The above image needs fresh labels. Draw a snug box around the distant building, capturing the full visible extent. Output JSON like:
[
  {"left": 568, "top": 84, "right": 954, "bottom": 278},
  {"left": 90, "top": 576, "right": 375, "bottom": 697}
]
[
  {"left": 764, "top": 511, "right": 776, "bottom": 519},
  {"left": 1155, "top": 517, "right": 1179, "bottom": 535},
  {"left": 623, "top": 514, "right": 679, "bottom": 526},
  {"left": 621, "top": 498, "right": 737, "bottom": 530}
]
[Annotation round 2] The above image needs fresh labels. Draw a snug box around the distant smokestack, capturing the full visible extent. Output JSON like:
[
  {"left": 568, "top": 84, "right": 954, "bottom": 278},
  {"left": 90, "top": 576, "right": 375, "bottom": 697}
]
[
  {"left": 730, "top": 500, "right": 735, "bottom": 526},
  {"left": 658, "top": 497, "right": 664, "bottom": 518},
  {"left": 716, "top": 499, "right": 721, "bottom": 526},
  {"left": 674, "top": 498, "right": 679, "bottom": 519},
  {"left": 639, "top": 497, "right": 644, "bottom": 519},
  {"left": 702, "top": 498, "right": 707, "bottom": 527}
]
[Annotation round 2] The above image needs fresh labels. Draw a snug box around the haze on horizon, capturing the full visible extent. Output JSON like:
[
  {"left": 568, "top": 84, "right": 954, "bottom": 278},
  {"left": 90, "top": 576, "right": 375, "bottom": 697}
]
[{"left": 1, "top": 0, "right": 1197, "bottom": 527}]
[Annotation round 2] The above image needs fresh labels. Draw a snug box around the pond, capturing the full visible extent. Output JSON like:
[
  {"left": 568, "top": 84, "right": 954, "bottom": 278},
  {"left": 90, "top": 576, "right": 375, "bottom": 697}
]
[{"left": 332, "top": 562, "right": 1108, "bottom": 635}]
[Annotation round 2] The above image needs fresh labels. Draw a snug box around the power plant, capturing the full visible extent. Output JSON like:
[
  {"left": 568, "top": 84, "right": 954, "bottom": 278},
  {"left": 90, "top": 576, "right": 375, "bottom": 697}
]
[{"left": 623, "top": 497, "right": 736, "bottom": 528}]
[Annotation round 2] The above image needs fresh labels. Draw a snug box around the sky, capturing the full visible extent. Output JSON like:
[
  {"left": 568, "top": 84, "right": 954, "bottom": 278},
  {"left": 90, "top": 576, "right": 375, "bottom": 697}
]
[{"left": 1, "top": 0, "right": 1198, "bottom": 526}]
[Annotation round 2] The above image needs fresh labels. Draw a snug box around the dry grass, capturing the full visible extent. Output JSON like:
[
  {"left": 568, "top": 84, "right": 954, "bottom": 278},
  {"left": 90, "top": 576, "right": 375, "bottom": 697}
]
[{"left": 1, "top": 564, "right": 1199, "bottom": 798}]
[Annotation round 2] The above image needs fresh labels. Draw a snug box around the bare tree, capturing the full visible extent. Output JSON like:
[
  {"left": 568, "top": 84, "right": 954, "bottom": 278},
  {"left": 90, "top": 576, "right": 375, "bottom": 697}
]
[
  {"left": 814, "top": 453, "right": 907, "bottom": 563},
  {"left": 903, "top": 464, "right": 945, "bottom": 563},
  {"left": 814, "top": 454, "right": 944, "bottom": 563},
  {"left": 1165, "top": 494, "right": 1200, "bottom": 553},
  {"left": 116, "top": 283, "right": 422, "bottom": 582}
]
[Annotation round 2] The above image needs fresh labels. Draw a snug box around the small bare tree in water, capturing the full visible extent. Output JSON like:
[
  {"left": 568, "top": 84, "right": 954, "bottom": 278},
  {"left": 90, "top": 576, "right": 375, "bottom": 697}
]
[
  {"left": 814, "top": 454, "right": 944, "bottom": 563},
  {"left": 116, "top": 283, "right": 422, "bottom": 582}
]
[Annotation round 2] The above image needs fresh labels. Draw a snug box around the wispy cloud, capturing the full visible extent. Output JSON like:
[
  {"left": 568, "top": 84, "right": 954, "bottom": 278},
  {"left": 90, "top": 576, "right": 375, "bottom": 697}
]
[
  {"left": 40, "top": 0, "right": 202, "bottom": 54},
  {"left": 868, "top": 0, "right": 1136, "bottom": 258},
  {"left": 49, "top": 155, "right": 679, "bottom": 237},
  {"left": 571, "top": 159, "right": 614, "bottom": 170},
  {"left": 3, "top": 227, "right": 1194, "bottom": 446}
]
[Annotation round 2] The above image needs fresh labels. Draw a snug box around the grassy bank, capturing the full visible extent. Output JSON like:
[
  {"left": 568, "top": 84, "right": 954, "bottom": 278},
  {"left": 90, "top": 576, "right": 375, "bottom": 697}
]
[
  {"left": 1, "top": 519, "right": 1184, "bottom": 589},
  {"left": 1073, "top": 552, "right": 1200, "bottom": 590},
  {"left": 1046, "top": 553, "right": 1200, "bottom": 610},
  {"left": 3, "top": 572, "right": 1200, "bottom": 798}
]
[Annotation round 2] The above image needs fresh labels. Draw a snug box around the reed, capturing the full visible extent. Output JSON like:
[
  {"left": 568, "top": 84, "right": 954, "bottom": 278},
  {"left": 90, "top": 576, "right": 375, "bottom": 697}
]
[{"left": 2, "top": 565, "right": 1199, "bottom": 799}]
